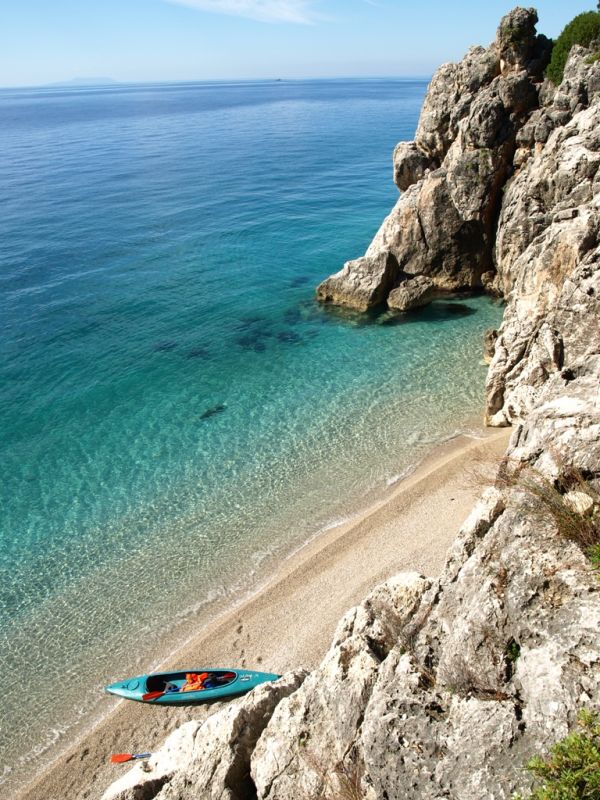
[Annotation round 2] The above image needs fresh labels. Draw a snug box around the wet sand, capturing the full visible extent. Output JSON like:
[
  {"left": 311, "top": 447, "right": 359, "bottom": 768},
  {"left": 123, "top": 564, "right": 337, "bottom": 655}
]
[{"left": 19, "top": 427, "right": 510, "bottom": 800}]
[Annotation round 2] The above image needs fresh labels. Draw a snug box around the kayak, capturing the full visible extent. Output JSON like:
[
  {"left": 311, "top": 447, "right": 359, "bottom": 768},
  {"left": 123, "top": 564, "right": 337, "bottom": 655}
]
[{"left": 105, "top": 668, "right": 280, "bottom": 705}]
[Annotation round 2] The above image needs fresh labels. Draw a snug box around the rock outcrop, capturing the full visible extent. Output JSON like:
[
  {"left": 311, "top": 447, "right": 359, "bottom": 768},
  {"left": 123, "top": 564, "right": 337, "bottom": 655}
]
[
  {"left": 317, "top": 7, "right": 551, "bottom": 312},
  {"left": 315, "top": 252, "right": 399, "bottom": 312},
  {"left": 103, "top": 10, "right": 600, "bottom": 800},
  {"left": 252, "top": 574, "right": 430, "bottom": 799},
  {"left": 387, "top": 275, "right": 435, "bottom": 312},
  {"left": 102, "top": 672, "right": 306, "bottom": 800}
]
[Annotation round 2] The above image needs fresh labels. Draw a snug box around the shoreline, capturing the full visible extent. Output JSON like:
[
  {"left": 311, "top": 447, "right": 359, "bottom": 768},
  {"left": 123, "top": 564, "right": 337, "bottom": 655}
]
[{"left": 17, "top": 425, "right": 511, "bottom": 800}]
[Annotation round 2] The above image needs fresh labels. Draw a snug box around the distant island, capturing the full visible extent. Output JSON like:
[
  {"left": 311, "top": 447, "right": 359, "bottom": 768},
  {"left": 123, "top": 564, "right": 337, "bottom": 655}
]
[{"left": 45, "top": 77, "right": 118, "bottom": 88}]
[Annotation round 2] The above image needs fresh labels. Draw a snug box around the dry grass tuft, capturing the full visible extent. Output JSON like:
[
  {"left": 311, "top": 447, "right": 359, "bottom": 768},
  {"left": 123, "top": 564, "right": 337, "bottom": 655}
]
[
  {"left": 464, "top": 452, "right": 600, "bottom": 560},
  {"left": 515, "top": 465, "right": 599, "bottom": 551},
  {"left": 301, "top": 751, "right": 366, "bottom": 800},
  {"left": 443, "top": 651, "right": 511, "bottom": 701}
]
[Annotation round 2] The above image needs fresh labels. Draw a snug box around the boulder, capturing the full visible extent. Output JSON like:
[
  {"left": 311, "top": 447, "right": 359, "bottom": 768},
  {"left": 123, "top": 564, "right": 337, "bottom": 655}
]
[
  {"left": 495, "top": 6, "right": 551, "bottom": 77},
  {"left": 484, "top": 328, "right": 499, "bottom": 363},
  {"left": 393, "top": 141, "right": 432, "bottom": 191},
  {"left": 387, "top": 275, "right": 435, "bottom": 311},
  {"left": 316, "top": 252, "right": 399, "bottom": 311}
]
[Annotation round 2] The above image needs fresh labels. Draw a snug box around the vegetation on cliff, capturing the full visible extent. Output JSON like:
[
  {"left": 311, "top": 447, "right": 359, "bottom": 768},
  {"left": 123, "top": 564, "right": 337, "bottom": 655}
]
[
  {"left": 500, "top": 462, "right": 600, "bottom": 566},
  {"left": 514, "top": 710, "right": 600, "bottom": 800},
  {"left": 546, "top": 10, "right": 600, "bottom": 84}
]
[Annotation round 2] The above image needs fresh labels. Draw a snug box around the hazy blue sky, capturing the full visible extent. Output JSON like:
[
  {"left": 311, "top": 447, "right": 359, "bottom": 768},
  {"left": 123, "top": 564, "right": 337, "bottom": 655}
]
[{"left": 0, "top": 0, "right": 594, "bottom": 87}]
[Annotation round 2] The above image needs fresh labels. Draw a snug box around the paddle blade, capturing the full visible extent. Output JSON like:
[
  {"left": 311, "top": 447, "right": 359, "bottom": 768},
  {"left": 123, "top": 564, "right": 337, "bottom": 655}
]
[
  {"left": 111, "top": 752, "right": 151, "bottom": 764},
  {"left": 142, "top": 691, "right": 163, "bottom": 702}
]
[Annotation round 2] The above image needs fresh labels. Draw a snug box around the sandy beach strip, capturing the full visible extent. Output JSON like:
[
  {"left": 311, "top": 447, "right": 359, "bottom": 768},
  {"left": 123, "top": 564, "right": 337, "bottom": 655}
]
[{"left": 18, "top": 426, "right": 510, "bottom": 800}]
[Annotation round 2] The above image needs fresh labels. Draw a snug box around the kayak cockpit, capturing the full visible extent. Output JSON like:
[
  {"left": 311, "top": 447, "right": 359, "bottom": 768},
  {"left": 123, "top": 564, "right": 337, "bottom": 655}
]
[{"left": 145, "top": 670, "right": 237, "bottom": 694}]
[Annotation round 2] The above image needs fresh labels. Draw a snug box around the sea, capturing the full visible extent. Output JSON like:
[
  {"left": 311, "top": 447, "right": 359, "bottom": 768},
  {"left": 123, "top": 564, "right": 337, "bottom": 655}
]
[{"left": 0, "top": 78, "right": 503, "bottom": 792}]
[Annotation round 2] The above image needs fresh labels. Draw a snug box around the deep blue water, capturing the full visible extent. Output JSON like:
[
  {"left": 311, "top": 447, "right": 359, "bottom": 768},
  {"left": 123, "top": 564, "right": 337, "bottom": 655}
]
[{"left": 0, "top": 79, "right": 502, "bottom": 790}]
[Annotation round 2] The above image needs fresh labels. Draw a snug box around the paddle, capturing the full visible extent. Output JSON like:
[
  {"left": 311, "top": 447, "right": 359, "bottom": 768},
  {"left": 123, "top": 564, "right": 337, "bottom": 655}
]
[
  {"left": 141, "top": 690, "right": 164, "bottom": 702},
  {"left": 111, "top": 752, "right": 151, "bottom": 764}
]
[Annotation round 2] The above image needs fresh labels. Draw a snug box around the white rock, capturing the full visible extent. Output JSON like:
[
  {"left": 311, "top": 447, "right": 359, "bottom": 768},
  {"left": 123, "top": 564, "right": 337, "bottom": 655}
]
[{"left": 564, "top": 490, "right": 595, "bottom": 516}]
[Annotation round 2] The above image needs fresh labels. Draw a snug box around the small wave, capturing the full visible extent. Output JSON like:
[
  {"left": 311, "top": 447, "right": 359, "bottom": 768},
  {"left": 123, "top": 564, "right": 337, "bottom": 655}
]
[
  {"left": 386, "top": 466, "right": 414, "bottom": 486},
  {"left": 320, "top": 515, "right": 355, "bottom": 533}
]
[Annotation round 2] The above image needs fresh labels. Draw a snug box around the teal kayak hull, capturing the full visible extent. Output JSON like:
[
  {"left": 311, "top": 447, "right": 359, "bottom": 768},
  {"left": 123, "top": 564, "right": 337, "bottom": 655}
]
[{"left": 105, "top": 668, "right": 280, "bottom": 705}]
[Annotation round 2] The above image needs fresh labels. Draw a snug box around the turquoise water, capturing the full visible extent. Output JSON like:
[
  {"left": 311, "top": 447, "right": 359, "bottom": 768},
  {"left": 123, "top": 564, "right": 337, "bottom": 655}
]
[{"left": 0, "top": 79, "right": 502, "bottom": 790}]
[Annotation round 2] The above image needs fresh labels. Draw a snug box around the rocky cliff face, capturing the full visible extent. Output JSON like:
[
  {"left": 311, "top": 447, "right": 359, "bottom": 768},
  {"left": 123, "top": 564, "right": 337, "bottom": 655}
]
[
  {"left": 103, "top": 9, "right": 600, "bottom": 800},
  {"left": 317, "top": 7, "right": 552, "bottom": 310},
  {"left": 485, "top": 44, "right": 600, "bottom": 426}
]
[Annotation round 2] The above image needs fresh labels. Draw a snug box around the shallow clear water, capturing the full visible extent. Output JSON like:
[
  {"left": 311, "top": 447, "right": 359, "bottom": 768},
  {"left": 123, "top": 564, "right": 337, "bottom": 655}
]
[{"left": 0, "top": 79, "right": 502, "bottom": 790}]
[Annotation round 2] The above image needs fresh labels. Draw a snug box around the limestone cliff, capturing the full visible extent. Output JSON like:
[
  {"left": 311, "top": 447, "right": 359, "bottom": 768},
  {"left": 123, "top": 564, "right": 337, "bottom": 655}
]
[
  {"left": 317, "top": 7, "right": 552, "bottom": 310},
  {"left": 485, "top": 44, "right": 600, "bottom": 426},
  {"left": 103, "top": 9, "right": 600, "bottom": 800}
]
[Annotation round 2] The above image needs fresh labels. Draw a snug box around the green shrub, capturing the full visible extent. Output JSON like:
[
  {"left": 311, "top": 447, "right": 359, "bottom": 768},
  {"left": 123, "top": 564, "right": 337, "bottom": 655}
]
[
  {"left": 546, "top": 11, "right": 600, "bottom": 85},
  {"left": 514, "top": 709, "right": 600, "bottom": 799},
  {"left": 505, "top": 639, "right": 521, "bottom": 664},
  {"left": 588, "top": 542, "right": 600, "bottom": 572}
]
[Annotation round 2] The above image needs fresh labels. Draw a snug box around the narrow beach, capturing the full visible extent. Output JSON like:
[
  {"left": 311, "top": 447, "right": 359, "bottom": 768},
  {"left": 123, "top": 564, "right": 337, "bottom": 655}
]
[{"left": 19, "top": 427, "right": 510, "bottom": 800}]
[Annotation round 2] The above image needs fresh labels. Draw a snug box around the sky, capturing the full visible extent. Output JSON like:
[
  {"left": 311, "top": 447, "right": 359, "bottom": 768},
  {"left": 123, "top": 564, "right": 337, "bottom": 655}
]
[{"left": 0, "top": 0, "right": 595, "bottom": 87}]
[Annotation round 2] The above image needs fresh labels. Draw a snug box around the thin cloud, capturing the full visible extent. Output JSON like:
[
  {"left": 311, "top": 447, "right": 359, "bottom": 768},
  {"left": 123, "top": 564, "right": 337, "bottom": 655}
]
[{"left": 167, "top": 0, "right": 317, "bottom": 24}]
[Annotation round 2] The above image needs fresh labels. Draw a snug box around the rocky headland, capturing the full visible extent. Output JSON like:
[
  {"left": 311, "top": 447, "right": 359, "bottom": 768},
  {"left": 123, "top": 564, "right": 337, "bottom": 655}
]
[{"left": 101, "top": 8, "right": 600, "bottom": 799}]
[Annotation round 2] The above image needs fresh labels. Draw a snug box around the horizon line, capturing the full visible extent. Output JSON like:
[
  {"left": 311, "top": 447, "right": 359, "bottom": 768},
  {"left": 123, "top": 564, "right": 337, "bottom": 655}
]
[{"left": 0, "top": 73, "right": 434, "bottom": 91}]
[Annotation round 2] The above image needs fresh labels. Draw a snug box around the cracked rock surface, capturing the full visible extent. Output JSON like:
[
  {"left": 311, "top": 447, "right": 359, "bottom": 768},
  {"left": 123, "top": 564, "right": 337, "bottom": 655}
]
[{"left": 485, "top": 47, "right": 600, "bottom": 426}]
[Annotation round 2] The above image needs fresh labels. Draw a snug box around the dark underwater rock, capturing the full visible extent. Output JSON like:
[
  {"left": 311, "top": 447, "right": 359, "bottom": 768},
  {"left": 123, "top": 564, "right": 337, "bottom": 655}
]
[
  {"left": 276, "top": 330, "right": 302, "bottom": 344},
  {"left": 153, "top": 340, "right": 178, "bottom": 352},
  {"left": 186, "top": 346, "right": 210, "bottom": 360},
  {"left": 289, "top": 274, "right": 311, "bottom": 288},
  {"left": 199, "top": 403, "right": 227, "bottom": 420}
]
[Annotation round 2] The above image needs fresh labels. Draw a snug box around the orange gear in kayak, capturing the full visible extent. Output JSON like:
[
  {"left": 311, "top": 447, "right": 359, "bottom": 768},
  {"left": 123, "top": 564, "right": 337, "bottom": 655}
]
[{"left": 182, "top": 672, "right": 209, "bottom": 692}]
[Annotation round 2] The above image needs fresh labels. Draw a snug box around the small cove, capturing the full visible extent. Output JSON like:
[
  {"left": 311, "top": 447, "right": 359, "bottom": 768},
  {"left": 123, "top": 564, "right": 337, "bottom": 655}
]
[{"left": 0, "top": 78, "right": 503, "bottom": 793}]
